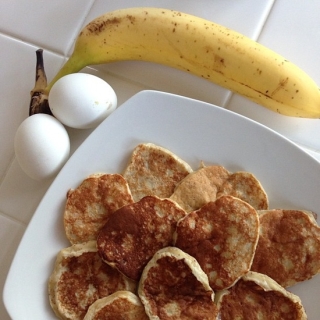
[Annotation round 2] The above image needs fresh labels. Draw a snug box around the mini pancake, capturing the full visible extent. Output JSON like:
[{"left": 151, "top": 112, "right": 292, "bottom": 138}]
[
  {"left": 123, "top": 143, "right": 193, "bottom": 202},
  {"left": 138, "top": 247, "right": 218, "bottom": 320},
  {"left": 251, "top": 209, "right": 320, "bottom": 287},
  {"left": 170, "top": 165, "right": 268, "bottom": 212},
  {"left": 97, "top": 195, "right": 187, "bottom": 281},
  {"left": 170, "top": 165, "right": 230, "bottom": 212},
  {"left": 64, "top": 173, "right": 134, "bottom": 244},
  {"left": 173, "top": 195, "right": 259, "bottom": 291},
  {"left": 217, "top": 171, "right": 268, "bottom": 210},
  {"left": 216, "top": 271, "right": 307, "bottom": 320},
  {"left": 83, "top": 291, "right": 149, "bottom": 320},
  {"left": 48, "top": 241, "right": 136, "bottom": 320}
]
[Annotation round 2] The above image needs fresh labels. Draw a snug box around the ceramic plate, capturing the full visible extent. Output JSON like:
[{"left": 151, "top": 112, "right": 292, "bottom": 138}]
[{"left": 4, "top": 90, "right": 320, "bottom": 319}]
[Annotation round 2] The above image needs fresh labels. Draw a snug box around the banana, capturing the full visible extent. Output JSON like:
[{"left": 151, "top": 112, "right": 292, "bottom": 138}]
[{"left": 32, "top": 7, "right": 320, "bottom": 118}]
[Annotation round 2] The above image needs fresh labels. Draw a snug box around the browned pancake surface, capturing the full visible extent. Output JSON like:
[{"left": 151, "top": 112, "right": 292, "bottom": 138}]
[
  {"left": 217, "top": 171, "right": 268, "bottom": 210},
  {"left": 48, "top": 241, "right": 136, "bottom": 320},
  {"left": 84, "top": 291, "right": 148, "bottom": 320},
  {"left": 64, "top": 173, "right": 134, "bottom": 244},
  {"left": 174, "top": 195, "right": 259, "bottom": 290},
  {"left": 170, "top": 165, "right": 230, "bottom": 212},
  {"left": 218, "top": 271, "right": 307, "bottom": 320},
  {"left": 97, "top": 196, "right": 187, "bottom": 281},
  {"left": 251, "top": 209, "right": 320, "bottom": 287},
  {"left": 138, "top": 247, "right": 218, "bottom": 320}
]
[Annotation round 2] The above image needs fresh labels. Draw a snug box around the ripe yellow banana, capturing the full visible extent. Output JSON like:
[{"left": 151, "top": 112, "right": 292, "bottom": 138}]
[{"left": 32, "top": 7, "right": 320, "bottom": 118}]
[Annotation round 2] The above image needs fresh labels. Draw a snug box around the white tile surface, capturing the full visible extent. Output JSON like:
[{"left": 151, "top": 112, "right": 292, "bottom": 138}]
[
  {"left": 0, "top": 0, "right": 95, "bottom": 54},
  {"left": 0, "top": 159, "right": 54, "bottom": 224},
  {"left": 1, "top": 1, "right": 320, "bottom": 319},
  {"left": 0, "top": 214, "right": 25, "bottom": 320}
]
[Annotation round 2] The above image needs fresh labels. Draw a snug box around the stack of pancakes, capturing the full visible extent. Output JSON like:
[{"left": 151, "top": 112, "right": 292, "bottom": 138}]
[{"left": 49, "top": 142, "right": 320, "bottom": 319}]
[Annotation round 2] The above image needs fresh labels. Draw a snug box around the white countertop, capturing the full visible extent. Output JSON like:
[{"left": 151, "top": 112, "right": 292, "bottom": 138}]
[{"left": 1, "top": 1, "right": 320, "bottom": 318}]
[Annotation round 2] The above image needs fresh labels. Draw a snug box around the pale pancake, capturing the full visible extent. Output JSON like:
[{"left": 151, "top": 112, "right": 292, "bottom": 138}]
[
  {"left": 83, "top": 291, "right": 148, "bottom": 320},
  {"left": 138, "top": 247, "right": 218, "bottom": 320},
  {"left": 123, "top": 143, "right": 193, "bottom": 202},
  {"left": 97, "top": 195, "right": 187, "bottom": 281},
  {"left": 216, "top": 271, "right": 307, "bottom": 319},
  {"left": 48, "top": 241, "right": 136, "bottom": 320},
  {"left": 173, "top": 195, "right": 259, "bottom": 291},
  {"left": 251, "top": 209, "right": 320, "bottom": 287},
  {"left": 217, "top": 171, "right": 268, "bottom": 210},
  {"left": 170, "top": 165, "right": 268, "bottom": 212},
  {"left": 170, "top": 165, "right": 230, "bottom": 212},
  {"left": 64, "top": 173, "right": 134, "bottom": 244}
]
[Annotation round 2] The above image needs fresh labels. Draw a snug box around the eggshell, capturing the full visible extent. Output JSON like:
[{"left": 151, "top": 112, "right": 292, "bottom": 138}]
[
  {"left": 14, "top": 114, "right": 70, "bottom": 181},
  {"left": 48, "top": 73, "right": 117, "bottom": 129}
]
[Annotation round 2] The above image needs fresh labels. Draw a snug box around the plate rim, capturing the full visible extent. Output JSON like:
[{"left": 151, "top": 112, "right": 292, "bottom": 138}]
[{"left": 4, "top": 89, "right": 320, "bottom": 319}]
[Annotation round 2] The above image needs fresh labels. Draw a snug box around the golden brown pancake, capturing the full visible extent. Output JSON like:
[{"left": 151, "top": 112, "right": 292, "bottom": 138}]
[
  {"left": 48, "top": 241, "right": 136, "bottom": 320},
  {"left": 173, "top": 195, "right": 259, "bottom": 291},
  {"left": 216, "top": 271, "right": 307, "bottom": 319},
  {"left": 123, "top": 143, "right": 193, "bottom": 202},
  {"left": 170, "top": 165, "right": 268, "bottom": 212},
  {"left": 170, "top": 165, "right": 230, "bottom": 212},
  {"left": 217, "top": 171, "right": 268, "bottom": 210},
  {"left": 251, "top": 209, "right": 320, "bottom": 287},
  {"left": 83, "top": 291, "right": 149, "bottom": 320},
  {"left": 64, "top": 173, "right": 134, "bottom": 244},
  {"left": 97, "top": 195, "right": 187, "bottom": 281},
  {"left": 138, "top": 247, "right": 218, "bottom": 320}
]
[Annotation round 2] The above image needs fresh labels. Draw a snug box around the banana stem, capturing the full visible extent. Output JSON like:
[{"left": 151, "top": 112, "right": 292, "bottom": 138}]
[{"left": 29, "top": 49, "right": 52, "bottom": 116}]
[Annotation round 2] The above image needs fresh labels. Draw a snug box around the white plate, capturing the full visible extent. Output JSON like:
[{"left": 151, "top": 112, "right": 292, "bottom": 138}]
[{"left": 4, "top": 90, "right": 320, "bottom": 319}]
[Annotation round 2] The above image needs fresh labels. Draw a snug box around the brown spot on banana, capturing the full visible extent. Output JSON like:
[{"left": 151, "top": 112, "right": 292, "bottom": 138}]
[
  {"left": 85, "top": 17, "right": 122, "bottom": 35},
  {"left": 270, "top": 77, "right": 289, "bottom": 97},
  {"left": 214, "top": 56, "right": 226, "bottom": 68}
]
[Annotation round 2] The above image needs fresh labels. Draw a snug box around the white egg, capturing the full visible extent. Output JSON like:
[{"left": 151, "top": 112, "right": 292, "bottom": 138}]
[
  {"left": 14, "top": 114, "right": 70, "bottom": 181},
  {"left": 48, "top": 73, "right": 117, "bottom": 129}
]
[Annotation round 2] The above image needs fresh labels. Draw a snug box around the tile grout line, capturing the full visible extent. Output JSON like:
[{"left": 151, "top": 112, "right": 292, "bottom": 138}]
[
  {"left": 0, "top": 153, "right": 15, "bottom": 188},
  {"left": 0, "top": 132, "right": 38, "bottom": 226},
  {"left": 251, "top": 0, "right": 277, "bottom": 42},
  {"left": 0, "top": 209, "right": 28, "bottom": 227},
  {"left": 63, "top": 0, "right": 97, "bottom": 57},
  {"left": 0, "top": 30, "right": 65, "bottom": 57},
  {"left": 0, "top": 0, "right": 95, "bottom": 58}
]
